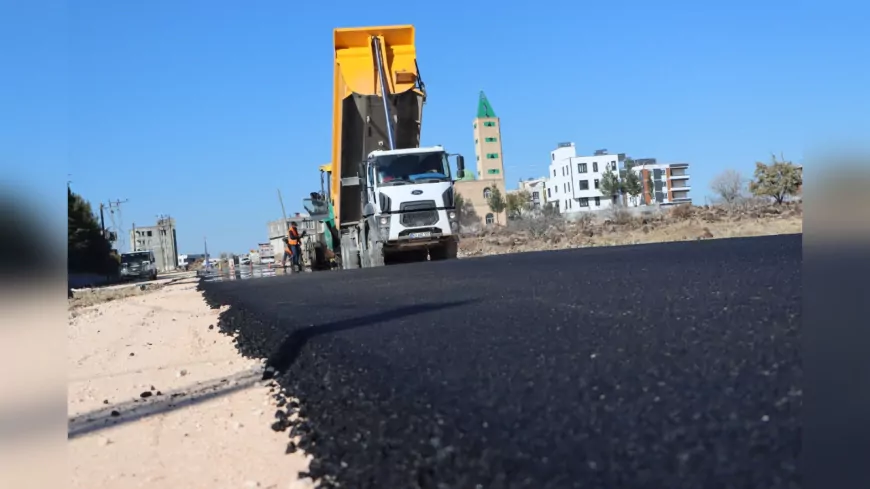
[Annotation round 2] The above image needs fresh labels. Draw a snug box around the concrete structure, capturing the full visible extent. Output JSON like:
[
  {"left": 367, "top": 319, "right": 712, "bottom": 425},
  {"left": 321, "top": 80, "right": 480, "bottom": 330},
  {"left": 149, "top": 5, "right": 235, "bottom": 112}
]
[
  {"left": 632, "top": 160, "right": 692, "bottom": 206},
  {"left": 130, "top": 217, "right": 178, "bottom": 272},
  {"left": 516, "top": 177, "right": 549, "bottom": 210},
  {"left": 546, "top": 143, "right": 624, "bottom": 214},
  {"left": 454, "top": 91, "right": 508, "bottom": 226},
  {"left": 266, "top": 213, "right": 316, "bottom": 264}
]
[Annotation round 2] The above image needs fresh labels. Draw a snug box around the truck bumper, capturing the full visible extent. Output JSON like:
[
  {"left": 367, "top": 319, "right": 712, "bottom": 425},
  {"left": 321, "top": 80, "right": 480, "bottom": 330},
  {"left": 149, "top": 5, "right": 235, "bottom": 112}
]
[{"left": 381, "top": 209, "right": 459, "bottom": 250}]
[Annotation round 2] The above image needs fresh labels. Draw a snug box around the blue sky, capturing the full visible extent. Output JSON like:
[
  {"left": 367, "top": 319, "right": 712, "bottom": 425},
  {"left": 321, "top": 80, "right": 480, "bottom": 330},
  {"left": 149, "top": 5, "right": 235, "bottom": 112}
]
[{"left": 2, "top": 0, "right": 867, "bottom": 254}]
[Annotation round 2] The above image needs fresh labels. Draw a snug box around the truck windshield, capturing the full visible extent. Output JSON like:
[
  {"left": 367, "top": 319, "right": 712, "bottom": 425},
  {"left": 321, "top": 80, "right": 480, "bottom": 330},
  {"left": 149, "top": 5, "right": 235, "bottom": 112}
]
[{"left": 376, "top": 152, "right": 451, "bottom": 185}]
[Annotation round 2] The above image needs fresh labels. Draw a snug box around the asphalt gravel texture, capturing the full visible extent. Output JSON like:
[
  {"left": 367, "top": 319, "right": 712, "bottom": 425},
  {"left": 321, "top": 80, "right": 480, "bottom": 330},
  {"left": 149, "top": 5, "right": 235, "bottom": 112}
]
[{"left": 199, "top": 234, "right": 802, "bottom": 489}]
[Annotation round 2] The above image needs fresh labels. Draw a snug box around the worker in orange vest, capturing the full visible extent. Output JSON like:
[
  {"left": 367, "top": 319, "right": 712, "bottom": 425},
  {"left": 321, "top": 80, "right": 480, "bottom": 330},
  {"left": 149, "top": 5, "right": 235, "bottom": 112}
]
[{"left": 282, "top": 221, "right": 305, "bottom": 272}]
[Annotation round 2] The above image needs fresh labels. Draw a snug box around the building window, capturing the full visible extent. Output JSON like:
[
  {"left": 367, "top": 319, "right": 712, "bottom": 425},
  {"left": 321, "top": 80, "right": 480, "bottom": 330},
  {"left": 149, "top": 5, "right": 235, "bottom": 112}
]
[
  {"left": 476, "top": 155, "right": 480, "bottom": 161},
  {"left": 579, "top": 198, "right": 589, "bottom": 207},
  {"left": 579, "top": 180, "right": 589, "bottom": 190},
  {"left": 485, "top": 213, "right": 495, "bottom": 224},
  {"left": 484, "top": 121, "right": 496, "bottom": 127},
  {"left": 547, "top": 188, "right": 551, "bottom": 198},
  {"left": 578, "top": 163, "right": 587, "bottom": 173},
  {"left": 595, "top": 196, "right": 600, "bottom": 207},
  {"left": 594, "top": 179, "right": 600, "bottom": 189},
  {"left": 483, "top": 188, "right": 492, "bottom": 200},
  {"left": 475, "top": 139, "right": 478, "bottom": 144},
  {"left": 611, "top": 161, "right": 617, "bottom": 170},
  {"left": 593, "top": 162, "right": 598, "bottom": 172},
  {"left": 551, "top": 154, "right": 555, "bottom": 161},
  {"left": 486, "top": 153, "right": 499, "bottom": 159},
  {"left": 473, "top": 123, "right": 477, "bottom": 129},
  {"left": 487, "top": 169, "right": 500, "bottom": 175},
  {"left": 532, "top": 191, "right": 539, "bottom": 200},
  {"left": 552, "top": 169, "right": 556, "bottom": 177},
  {"left": 485, "top": 137, "right": 497, "bottom": 142}
]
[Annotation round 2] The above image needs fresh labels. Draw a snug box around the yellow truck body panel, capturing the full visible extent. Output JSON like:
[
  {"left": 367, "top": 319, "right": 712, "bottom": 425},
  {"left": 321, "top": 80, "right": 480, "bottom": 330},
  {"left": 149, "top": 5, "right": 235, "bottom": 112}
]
[{"left": 330, "top": 25, "right": 425, "bottom": 227}]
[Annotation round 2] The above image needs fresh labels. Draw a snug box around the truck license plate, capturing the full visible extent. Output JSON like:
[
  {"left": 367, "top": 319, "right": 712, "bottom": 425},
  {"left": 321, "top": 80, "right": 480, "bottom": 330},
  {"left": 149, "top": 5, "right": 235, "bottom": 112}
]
[{"left": 409, "top": 231, "right": 431, "bottom": 239}]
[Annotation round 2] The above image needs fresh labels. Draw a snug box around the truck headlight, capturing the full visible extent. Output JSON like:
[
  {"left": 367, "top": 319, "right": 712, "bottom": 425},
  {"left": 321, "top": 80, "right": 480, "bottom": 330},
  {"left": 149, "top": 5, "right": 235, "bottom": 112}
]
[
  {"left": 448, "top": 211, "right": 457, "bottom": 220},
  {"left": 379, "top": 216, "right": 389, "bottom": 226}
]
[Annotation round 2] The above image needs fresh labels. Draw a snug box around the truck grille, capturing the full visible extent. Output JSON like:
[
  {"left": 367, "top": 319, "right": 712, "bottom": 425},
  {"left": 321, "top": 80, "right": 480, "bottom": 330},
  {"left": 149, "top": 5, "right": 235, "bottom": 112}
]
[{"left": 400, "top": 200, "right": 438, "bottom": 227}]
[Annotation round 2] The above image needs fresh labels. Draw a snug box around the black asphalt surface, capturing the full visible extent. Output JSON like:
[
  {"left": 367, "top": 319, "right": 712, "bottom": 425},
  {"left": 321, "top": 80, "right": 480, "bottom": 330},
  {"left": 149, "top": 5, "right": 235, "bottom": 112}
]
[{"left": 199, "top": 234, "right": 802, "bottom": 489}]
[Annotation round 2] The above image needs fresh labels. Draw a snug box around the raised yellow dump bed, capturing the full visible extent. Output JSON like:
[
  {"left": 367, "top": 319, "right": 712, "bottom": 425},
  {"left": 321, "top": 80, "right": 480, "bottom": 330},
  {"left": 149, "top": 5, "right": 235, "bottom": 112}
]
[{"left": 330, "top": 25, "right": 426, "bottom": 227}]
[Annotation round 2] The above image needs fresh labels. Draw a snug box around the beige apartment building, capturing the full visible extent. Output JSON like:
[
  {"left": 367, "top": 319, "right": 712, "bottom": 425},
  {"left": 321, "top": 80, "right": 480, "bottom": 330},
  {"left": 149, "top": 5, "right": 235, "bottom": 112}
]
[{"left": 454, "top": 91, "right": 507, "bottom": 226}]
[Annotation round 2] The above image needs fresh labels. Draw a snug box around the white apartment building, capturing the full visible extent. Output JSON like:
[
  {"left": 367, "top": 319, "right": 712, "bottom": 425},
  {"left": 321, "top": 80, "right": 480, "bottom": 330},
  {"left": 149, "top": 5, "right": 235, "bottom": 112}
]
[
  {"left": 545, "top": 143, "right": 693, "bottom": 213},
  {"left": 545, "top": 143, "right": 622, "bottom": 214}
]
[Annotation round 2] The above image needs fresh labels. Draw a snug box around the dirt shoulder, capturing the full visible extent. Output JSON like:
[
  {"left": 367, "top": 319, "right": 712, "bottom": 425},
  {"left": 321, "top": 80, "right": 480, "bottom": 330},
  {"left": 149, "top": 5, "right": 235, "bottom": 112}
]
[
  {"left": 459, "top": 201, "right": 802, "bottom": 257},
  {"left": 68, "top": 278, "right": 313, "bottom": 489}
]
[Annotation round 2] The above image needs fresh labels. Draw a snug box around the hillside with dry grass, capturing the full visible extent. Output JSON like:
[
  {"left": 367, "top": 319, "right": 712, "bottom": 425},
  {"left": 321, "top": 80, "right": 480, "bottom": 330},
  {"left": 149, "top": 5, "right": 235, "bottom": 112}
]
[{"left": 458, "top": 200, "right": 802, "bottom": 258}]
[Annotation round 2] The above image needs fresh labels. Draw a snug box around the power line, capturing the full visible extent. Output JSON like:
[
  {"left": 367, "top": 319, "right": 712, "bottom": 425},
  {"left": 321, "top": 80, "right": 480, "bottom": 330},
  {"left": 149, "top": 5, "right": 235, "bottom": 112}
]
[{"left": 104, "top": 199, "right": 129, "bottom": 250}]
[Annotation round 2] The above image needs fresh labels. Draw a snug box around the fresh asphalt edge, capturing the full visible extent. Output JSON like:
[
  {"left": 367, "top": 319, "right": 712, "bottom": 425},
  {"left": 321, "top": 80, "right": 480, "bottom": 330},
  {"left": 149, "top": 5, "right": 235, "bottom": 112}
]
[{"left": 195, "top": 278, "right": 488, "bottom": 489}]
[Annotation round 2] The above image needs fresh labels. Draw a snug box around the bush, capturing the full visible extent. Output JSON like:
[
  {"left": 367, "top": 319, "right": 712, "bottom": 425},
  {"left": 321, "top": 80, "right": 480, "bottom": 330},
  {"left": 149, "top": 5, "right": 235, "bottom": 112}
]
[
  {"left": 670, "top": 204, "right": 693, "bottom": 219},
  {"left": 506, "top": 214, "right": 565, "bottom": 239},
  {"left": 606, "top": 205, "right": 634, "bottom": 225}
]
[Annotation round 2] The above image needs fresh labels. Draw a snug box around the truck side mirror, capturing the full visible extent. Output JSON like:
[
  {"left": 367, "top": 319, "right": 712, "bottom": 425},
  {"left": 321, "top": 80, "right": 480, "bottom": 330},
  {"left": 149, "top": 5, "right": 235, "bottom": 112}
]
[{"left": 456, "top": 155, "right": 465, "bottom": 179}]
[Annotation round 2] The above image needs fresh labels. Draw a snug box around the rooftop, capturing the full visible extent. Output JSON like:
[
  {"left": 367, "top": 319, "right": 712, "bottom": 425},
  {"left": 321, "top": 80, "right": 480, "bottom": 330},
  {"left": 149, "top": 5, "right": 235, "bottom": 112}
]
[{"left": 476, "top": 91, "right": 497, "bottom": 119}]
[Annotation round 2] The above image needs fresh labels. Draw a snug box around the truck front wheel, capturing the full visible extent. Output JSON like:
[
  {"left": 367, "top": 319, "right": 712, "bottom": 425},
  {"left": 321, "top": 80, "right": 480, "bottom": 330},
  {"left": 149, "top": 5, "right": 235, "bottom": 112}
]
[
  {"left": 429, "top": 240, "right": 458, "bottom": 261},
  {"left": 368, "top": 232, "right": 385, "bottom": 268}
]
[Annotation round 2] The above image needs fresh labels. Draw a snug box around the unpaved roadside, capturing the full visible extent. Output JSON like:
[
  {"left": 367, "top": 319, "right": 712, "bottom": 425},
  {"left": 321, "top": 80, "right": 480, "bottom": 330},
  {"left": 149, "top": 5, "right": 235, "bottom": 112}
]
[{"left": 68, "top": 278, "right": 313, "bottom": 489}]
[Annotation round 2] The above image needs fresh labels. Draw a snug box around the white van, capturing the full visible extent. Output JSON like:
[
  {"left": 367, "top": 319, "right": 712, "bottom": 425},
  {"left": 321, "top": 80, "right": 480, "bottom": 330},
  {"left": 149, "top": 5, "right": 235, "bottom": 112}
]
[{"left": 120, "top": 251, "right": 158, "bottom": 281}]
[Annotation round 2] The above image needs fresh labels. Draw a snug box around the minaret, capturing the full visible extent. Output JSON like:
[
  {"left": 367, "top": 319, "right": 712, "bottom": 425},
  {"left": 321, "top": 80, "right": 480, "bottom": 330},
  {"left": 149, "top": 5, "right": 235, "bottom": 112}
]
[{"left": 472, "top": 91, "right": 506, "bottom": 182}]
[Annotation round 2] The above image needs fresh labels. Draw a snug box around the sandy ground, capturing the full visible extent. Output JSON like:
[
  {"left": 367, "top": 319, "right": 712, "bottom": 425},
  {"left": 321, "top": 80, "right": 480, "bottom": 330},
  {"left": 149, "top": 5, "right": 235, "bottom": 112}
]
[{"left": 68, "top": 278, "right": 313, "bottom": 489}]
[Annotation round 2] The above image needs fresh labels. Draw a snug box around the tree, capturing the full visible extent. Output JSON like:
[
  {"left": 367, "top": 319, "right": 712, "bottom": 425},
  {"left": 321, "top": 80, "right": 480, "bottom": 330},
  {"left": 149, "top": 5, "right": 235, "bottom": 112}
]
[
  {"left": 599, "top": 168, "right": 622, "bottom": 203},
  {"left": 505, "top": 190, "right": 531, "bottom": 219},
  {"left": 749, "top": 154, "right": 802, "bottom": 204},
  {"left": 622, "top": 169, "right": 643, "bottom": 206},
  {"left": 645, "top": 172, "right": 655, "bottom": 205},
  {"left": 542, "top": 202, "right": 559, "bottom": 217},
  {"left": 710, "top": 169, "right": 745, "bottom": 205},
  {"left": 68, "top": 187, "right": 116, "bottom": 275},
  {"left": 486, "top": 186, "right": 507, "bottom": 225},
  {"left": 454, "top": 193, "right": 479, "bottom": 227}
]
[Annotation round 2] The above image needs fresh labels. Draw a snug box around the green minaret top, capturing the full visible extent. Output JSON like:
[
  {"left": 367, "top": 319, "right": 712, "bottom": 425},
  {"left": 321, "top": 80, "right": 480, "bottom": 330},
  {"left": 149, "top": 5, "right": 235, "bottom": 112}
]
[{"left": 476, "top": 91, "right": 497, "bottom": 118}]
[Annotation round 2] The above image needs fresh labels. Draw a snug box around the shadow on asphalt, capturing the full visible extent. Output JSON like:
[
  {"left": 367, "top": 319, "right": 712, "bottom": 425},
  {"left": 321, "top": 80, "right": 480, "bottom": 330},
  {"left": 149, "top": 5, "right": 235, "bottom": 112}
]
[
  {"left": 69, "top": 300, "right": 475, "bottom": 439},
  {"left": 263, "top": 300, "right": 476, "bottom": 380},
  {"left": 67, "top": 370, "right": 262, "bottom": 439}
]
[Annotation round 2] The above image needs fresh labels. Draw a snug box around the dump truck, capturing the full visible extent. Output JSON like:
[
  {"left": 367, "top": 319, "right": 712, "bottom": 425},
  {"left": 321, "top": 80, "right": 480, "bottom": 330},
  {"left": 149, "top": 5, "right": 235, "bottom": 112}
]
[{"left": 303, "top": 25, "right": 467, "bottom": 270}]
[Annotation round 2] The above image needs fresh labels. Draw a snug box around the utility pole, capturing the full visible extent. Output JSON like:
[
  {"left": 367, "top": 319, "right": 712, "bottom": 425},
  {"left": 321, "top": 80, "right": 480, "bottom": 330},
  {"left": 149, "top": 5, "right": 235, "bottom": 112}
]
[
  {"left": 104, "top": 199, "right": 129, "bottom": 250},
  {"left": 99, "top": 203, "right": 106, "bottom": 238},
  {"left": 277, "top": 188, "right": 289, "bottom": 238},
  {"left": 203, "top": 236, "right": 210, "bottom": 271}
]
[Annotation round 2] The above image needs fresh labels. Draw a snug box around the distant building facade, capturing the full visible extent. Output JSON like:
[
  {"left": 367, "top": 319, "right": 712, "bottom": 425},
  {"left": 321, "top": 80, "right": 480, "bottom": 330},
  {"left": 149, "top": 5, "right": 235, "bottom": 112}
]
[
  {"left": 258, "top": 242, "right": 275, "bottom": 264},
  {"left": 546, "top": 143, "right": 693, "bottom": 214},
  {"left": 516, "top": 177, "right": 549, "bottom": 210},
  {"left": 632, "top": 161, "right": 692, "bottom": 206},
  {"left": 130, "top": 217, "right": 178, "bottom": 272},
  {"left": 266, "top": 213, "right": 316, "bottom": 264},
  {"left": 546, "top": 143, "right": 624, "bottom": 213},
  {"left": 454, "top": 91, "right": 508, "bottom": 226}
]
